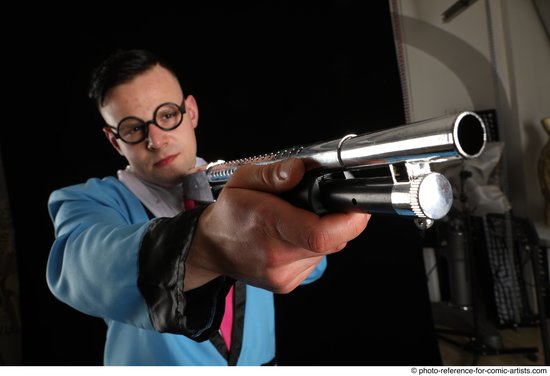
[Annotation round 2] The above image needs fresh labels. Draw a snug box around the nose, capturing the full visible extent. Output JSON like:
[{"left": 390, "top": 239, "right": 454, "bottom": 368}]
[{"left": 146, "top": 122, "right": 167, "bottom": 150}]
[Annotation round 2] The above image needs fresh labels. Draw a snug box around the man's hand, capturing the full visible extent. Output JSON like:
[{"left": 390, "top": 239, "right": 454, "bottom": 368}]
[{"left": 184, "top": 158, "right": 370, "bottom": 293}]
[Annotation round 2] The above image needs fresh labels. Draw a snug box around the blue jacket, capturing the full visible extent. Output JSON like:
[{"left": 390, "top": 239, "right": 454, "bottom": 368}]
[{"left": 46, "top": 176, "right": 326, "bottom": 365}]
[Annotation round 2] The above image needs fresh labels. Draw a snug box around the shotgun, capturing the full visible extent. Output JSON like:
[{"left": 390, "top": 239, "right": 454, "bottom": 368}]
[{"left": 204, "top": 111, "right": 487, "bottom": 229}]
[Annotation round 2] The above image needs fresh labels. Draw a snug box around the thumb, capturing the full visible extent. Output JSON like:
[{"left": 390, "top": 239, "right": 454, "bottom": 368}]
[{"left": 226, "top": 158, "right": 306, "bottom": 193}]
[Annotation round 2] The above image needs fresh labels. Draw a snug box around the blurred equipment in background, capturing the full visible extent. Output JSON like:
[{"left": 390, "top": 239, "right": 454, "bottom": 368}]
[
  {"left": 425, "top": 110, "right": 550, "bottom": 365},
  {"left": 537, "top": 117, "right": 550, "bottom": 226}
]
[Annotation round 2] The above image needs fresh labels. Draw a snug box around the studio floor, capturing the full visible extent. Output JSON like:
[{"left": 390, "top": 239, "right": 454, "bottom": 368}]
[{"left": 437, "top": 319, "right": 550, "bottom": 366}]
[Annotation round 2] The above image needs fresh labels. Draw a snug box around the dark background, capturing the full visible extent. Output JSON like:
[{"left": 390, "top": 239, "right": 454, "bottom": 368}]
[{"left": 2, "top": 1, "right": 441, "bottom": 365}]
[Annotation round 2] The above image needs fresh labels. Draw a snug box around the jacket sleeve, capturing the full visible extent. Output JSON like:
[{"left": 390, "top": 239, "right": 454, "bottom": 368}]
[
  {"left": 138, "top": 211, "right": 233, "bottom": 340},
  {"left": 301, "top": 256, "right": 327, "bottom": 285},
  {"left": 46, "top": 177, "right": 229, "bottom": 341}
]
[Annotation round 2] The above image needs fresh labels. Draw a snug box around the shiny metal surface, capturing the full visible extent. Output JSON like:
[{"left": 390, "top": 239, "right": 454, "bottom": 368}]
[
  {"left": 388, "top": 173, "right": 452, "bottom": 219},
  {"left": 206, "top": 111, "right": 486, "bottom": 182},
  {"left": 415, "top": 172, "right": 453, "bottom": 219}
]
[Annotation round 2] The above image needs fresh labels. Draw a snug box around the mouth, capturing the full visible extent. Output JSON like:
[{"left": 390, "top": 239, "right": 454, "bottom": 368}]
[{"left": 154, "top": 153, "right": 179, "bottom": 168}]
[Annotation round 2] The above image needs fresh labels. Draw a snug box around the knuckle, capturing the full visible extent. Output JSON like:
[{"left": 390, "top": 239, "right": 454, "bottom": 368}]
[{"left": 257, "top": 164, "right": 277, "bottom": 190}]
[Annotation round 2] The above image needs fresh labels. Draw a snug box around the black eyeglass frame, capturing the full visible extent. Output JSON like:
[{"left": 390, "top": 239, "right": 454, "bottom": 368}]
[{"left": 107, "top": 101, "right": 186, "bottom": 145}]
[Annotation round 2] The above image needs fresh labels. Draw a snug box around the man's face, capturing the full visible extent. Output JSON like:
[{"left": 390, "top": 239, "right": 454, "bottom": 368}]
[{"left": 100, "top": 64, "right": 199, "bottom": 187}]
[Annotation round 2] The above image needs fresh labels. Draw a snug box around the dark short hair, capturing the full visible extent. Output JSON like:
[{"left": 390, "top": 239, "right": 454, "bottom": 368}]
[{"left": 88, "top": 49, "right": 177, "bottom": 107}]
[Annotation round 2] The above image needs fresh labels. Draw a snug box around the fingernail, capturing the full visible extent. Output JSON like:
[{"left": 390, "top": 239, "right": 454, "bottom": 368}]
[{"left": 277, "top": 159, "right": 293, "bottom": 181}]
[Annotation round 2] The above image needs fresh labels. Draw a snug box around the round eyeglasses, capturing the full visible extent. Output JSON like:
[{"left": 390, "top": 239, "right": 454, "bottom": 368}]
[{"left": 108, "top": 101, "right": 186, "bottom": 144}]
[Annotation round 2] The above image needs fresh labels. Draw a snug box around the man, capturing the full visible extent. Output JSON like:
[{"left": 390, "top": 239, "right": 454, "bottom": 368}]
[{"left": 46, "top": 49, "right": 370, "bottom": 365}]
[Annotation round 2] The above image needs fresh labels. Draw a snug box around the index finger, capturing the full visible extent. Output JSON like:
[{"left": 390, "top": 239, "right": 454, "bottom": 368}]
[{"left": 225, "top": 158, "right": 306, "bottom": 194}]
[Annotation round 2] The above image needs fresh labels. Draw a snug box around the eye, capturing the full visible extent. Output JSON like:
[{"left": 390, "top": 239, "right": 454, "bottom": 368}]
[
  {"left": 159, "top": 108, "right": 178, "bottom": 120},
  {"left": 120, "top": 121, "right": 145, "bottom": 137},
  {"left": 127, "top": 125, "right": 143, "bottom": 134}
]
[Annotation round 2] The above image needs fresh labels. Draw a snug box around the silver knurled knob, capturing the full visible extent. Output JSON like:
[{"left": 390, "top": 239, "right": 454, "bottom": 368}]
[{"left": 409, "top": 173, "right": 453, "bottom": 220}]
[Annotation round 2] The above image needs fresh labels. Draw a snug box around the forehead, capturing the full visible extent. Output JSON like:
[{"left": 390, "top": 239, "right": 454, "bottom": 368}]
[{"left": 101, "top": 65, "right": 183, "bottom": 122}]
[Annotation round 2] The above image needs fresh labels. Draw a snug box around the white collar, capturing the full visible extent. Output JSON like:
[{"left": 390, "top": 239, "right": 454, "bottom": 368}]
[{"left": 117, "top": 157, "right": 208, "bottom": 218}]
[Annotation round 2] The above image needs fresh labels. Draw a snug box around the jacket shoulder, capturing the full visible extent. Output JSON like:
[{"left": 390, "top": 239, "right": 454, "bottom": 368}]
[{"left": 48, "top": 177, "right": 136, "bottom": 216}]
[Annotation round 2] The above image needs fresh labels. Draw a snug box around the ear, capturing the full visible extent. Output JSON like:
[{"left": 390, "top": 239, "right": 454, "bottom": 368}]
[
  {"left": 102, "top": 127, "right": 125, "bottom": 156},
  {"left": 185, "top": 95, "right": 199, "bottom": 129}
]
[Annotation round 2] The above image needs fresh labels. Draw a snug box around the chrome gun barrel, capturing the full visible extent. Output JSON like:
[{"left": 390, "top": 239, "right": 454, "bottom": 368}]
[
  {"left": 338, "top": 111, "right": 486, "bottom": 168},
  {"left": 207, "top": 111, "right": 486, "bottom": 181}
]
